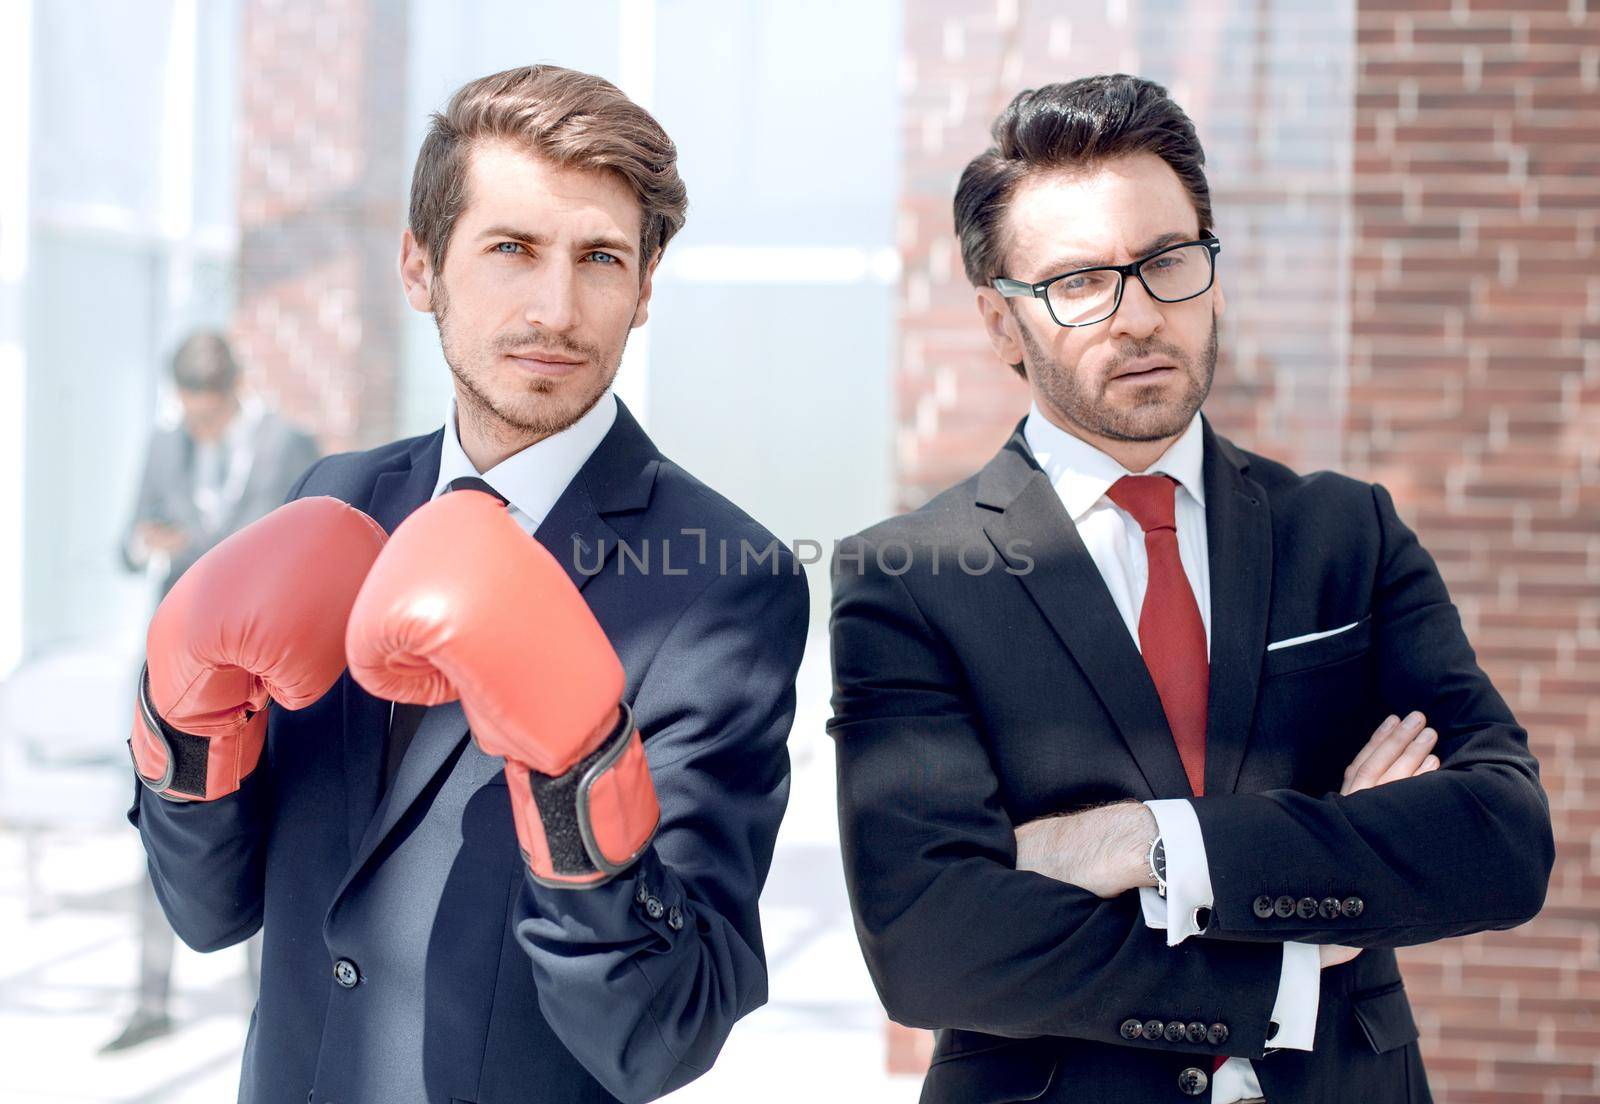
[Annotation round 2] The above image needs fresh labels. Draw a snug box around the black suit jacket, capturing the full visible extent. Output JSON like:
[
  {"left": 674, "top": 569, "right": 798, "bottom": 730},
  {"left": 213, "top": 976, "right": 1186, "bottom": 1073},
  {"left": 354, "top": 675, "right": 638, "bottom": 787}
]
[
  {"left": 828, "top": 416, "right": 1552, "bottom": 1104},
  {"left": 130, "top": 401, "right": 810, "bottom": 1104}
]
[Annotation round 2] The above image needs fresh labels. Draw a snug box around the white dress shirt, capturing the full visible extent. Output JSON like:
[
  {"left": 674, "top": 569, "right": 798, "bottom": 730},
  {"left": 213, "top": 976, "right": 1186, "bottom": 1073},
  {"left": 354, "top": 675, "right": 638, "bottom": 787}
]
[
  {"left": 432, "top": 391, "right": 618, "bottom": 534},
  {"left": 1023, "top": 404, "right": 1319, "bottom": 1103}
]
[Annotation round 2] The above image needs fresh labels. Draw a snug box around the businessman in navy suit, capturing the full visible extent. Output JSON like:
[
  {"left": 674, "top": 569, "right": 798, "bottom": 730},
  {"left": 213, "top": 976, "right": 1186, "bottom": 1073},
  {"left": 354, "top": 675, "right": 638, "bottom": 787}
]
[
  {"left": 129, "top": 66, "right": 807, "bottom": 1104},
  {"left": 829, "top": 75, "right": 1552, "bottom": 1103}
]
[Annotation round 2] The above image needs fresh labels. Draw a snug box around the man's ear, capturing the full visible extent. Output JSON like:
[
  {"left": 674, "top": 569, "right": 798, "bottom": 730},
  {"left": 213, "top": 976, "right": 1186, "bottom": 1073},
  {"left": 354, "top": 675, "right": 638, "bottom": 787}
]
[
  {"left": 631, "top": 253, "right": 660, "bottom": 329},
  {"left": 976, "top": 287, "right": 1025, "bottom": 366},
  {"left": 399, "top": 229, "right": 435, "bottom": 314}
]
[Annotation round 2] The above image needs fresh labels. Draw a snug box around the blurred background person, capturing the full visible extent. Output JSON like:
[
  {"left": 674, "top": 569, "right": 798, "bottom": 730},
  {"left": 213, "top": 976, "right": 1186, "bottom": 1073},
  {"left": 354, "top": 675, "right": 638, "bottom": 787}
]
[{"left": 105, "top": 329, "right": 318, "bottom": 1052}]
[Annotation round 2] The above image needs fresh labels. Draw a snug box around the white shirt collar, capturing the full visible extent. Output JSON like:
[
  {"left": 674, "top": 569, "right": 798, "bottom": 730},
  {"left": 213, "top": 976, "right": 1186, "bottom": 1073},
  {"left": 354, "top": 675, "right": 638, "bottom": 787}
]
[
  {"left": 1022, "top": 402, "right": 1207, "bottom": 522},
  {"left": 432, "top": 390, "right": 618, "bottom": 530}
]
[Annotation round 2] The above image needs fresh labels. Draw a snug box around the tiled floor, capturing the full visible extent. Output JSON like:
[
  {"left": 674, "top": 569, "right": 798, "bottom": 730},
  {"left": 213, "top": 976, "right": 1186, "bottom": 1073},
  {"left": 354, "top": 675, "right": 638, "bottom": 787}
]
[{"left": 0, "top": 657, "right": 920, "bottom": 1103}]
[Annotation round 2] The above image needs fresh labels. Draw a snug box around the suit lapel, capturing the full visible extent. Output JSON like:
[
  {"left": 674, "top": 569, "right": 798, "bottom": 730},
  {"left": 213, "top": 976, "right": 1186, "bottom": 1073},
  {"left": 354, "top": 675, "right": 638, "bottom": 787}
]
[
  {"left": 978, "top": 429, "right": 1194, "bottom": 800},
  {"left": 329, "top": 700, "right": 473, "bottom": 913},
  {"left": 331, "top": 402, "right": 659, "bottom": 904},
  {"left": 337, "top": 431, "right": 444, "bottom": 857},
  {"left": 1199, "top": 422, "right": 1273, "bottom": 796}
]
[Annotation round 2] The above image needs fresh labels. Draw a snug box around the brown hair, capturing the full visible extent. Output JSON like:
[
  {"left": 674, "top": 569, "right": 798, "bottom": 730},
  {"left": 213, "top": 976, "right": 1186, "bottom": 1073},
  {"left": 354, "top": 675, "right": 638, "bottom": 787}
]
[
  {"left": 409, "top": 65, "right": 688, "bottom": 275},
  {"left": 171, "top": 330, "right": 239, "bottom": 393},
  {"left": 954, "top": 74, "right": 1213, "bottom": 289}
]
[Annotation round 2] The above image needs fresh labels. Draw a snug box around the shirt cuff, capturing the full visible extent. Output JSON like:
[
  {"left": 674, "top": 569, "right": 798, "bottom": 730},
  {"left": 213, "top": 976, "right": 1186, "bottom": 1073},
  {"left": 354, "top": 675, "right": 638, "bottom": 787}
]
[
  {"left": 1143, "top": 798, "right": 1213, "bottom": 946},
  {"left": 1268, "top": 942, "right": 1321, "bottom": 1052}
]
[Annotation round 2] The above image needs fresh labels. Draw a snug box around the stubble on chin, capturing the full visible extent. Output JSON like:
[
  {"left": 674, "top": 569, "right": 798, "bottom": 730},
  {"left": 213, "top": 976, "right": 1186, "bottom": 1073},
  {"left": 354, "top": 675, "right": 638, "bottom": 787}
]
[
  {"left": 1021, "top": 316, "right": 1217, "bottom": 444},
  {"left": 432, "top": 284, "right": 617, "bottom": 445}
]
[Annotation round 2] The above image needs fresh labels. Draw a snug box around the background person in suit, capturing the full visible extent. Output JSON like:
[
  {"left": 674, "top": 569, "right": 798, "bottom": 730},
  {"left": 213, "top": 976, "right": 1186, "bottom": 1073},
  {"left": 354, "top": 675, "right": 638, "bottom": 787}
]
[
  {"left": 126, "top": 66, "right": 808, "bottom": 1104},
  {"left": 121, "top": 331, "right": 321, "bottom": 598},
  {"left": 829, "top": 74, "right": 1552, "bottom": 1103},
  {"left": 107, "top": 330, "right": 318, "bottom": 1052}
]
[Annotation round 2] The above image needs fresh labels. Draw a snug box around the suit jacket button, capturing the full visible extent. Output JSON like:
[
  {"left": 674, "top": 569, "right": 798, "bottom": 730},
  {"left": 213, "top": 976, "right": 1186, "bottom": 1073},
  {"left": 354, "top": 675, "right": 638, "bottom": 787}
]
[
  {"left": 1319, "top": 896, "right": 1342, "bottom": 920},
  {"left": 1178, "top": 1067, "right": 1209, "bottom": 1096},
  {"left": 1164, "top": 1021, "right": 1186, "bottom": 1043},
  {"left": 644, "top": 895, "right": 665, "bottom": 920},
  {"left": 1120, "top": 1018, "right": 1143, "bottom": 1040},
  {"left": 1342, "top": 895, "right": 1365, "bottom": 918},
  {"left": 1296, "top": 896, "right": 1319, "bottom": 920},
  {"left": 1253, "top": 894, "right": 1275, "bottom": 919},
  {"left": 1207, "top": 1022, "right": 1229, "bottom": 1046},
  {"left": 1186, "top": 1021, "right": 1208, "bottom": 1043},
  {"left": 1273, "top": 895, "right": 1296, "bottom": 918},
  {"left": 667, "top": 904, "right": 684, "bottom": 931},
  {"left": 635, "top": 883, "right": 649, "bottom": 905},
  {"left": 1142, "top": 1019, "right": 1165, "bottom": 1041},
  {"left": 332, "top": 958, "right": 359, "bottom": 989}
]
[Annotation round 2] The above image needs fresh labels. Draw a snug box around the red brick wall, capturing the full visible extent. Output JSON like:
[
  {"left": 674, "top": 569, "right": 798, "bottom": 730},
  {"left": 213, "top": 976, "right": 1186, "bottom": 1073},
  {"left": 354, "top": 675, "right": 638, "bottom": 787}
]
[
  {"left": 232, "top": 0, "right": 409, "bottom": 452},
  {"left": 895, "top": 1, "right": 1599, "bottom": 1097},
  {"left": 1351, "top": 2, "right": 1599, "bottom": 1100}
]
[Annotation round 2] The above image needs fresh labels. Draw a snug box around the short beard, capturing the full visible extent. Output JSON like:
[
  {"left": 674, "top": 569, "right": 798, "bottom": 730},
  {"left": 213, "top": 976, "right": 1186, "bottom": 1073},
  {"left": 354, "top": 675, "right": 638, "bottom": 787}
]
[
  {"left": 1019, "top": 312, "right": 1217, "bottom": 443},
  {"left": 431, "top": 275, "right": 623, "bottom": 445}
]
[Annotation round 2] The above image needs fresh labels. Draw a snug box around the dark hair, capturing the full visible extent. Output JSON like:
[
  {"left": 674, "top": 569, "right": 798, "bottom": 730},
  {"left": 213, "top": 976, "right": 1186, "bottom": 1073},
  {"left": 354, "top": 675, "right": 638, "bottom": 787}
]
[
  {"left": 171, "top": 330, "right": 239, "bottom": 393},
  {"left": 954, "top": 74, "right": 1212, "bottom": 288},
  {"left": 410, "top": 65, "right": 687, "bottom": 275}
]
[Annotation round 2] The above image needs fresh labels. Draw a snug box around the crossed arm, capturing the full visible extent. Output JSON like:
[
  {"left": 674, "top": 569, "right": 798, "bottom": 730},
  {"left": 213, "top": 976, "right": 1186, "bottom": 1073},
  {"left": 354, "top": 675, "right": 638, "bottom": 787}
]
[{"left": 1014, "top": 709, "right": 1444, "bottom": 970}]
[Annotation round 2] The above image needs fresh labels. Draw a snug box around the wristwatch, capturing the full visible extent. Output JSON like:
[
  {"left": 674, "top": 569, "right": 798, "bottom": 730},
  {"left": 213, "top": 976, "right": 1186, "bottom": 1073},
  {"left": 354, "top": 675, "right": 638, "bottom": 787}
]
[{"left": 1146, "top": 834, "right": 1167, "bottom": 898}]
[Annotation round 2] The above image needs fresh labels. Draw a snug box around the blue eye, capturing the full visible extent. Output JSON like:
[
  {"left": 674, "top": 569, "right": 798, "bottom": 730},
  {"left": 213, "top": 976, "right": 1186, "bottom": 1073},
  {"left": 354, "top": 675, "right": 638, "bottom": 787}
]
[
  {"left": 586, "top": 251, "right": 619, "bottom": 265},
  {"left": 494, "top": 242, "right": 525, "bottom": 255}
]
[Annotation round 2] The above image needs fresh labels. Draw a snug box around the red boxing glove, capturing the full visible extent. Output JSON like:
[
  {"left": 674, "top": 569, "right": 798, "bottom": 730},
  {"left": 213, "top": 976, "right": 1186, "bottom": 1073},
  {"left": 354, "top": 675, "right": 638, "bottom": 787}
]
[
  {"left": 344, "top": 488, "right": 659, "bottom": 888},
  {"left": 131, "top": 497, "right": 388, "bottom": 801}
]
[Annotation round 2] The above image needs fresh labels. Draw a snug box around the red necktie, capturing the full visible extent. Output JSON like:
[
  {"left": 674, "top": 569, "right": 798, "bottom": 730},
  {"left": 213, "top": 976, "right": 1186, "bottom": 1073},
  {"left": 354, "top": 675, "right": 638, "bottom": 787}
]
[{"left": 1105, "top": 474, "right": 1209, "bottom": 797}]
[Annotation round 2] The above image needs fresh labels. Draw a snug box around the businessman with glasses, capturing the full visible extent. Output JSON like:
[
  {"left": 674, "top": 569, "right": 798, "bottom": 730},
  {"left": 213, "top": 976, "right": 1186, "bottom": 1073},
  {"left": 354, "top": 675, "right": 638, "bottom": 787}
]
[{"left": 829, "top": 74, "right": 1551, "bottom": 1103}]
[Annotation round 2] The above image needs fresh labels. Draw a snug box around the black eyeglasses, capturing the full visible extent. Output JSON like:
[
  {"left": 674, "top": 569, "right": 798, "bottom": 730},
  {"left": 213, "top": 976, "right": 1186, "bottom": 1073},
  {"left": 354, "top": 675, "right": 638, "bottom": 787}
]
[{"left": 992, "top": 237, "right": 1222, "bottom": 328}]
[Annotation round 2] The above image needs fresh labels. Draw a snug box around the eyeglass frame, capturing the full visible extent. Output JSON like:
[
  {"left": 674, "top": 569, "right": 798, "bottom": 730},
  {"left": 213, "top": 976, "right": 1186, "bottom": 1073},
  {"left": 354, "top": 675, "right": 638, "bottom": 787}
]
[{"left": 991, "top": 237, "right": 1223, "bottom": 328}]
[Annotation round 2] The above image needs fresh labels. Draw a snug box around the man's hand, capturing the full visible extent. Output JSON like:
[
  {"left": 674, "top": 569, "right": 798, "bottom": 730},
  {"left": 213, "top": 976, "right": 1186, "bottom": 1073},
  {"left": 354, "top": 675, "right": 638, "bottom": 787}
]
[
  {"left": 1014, "top": 801, "right": 1156, "bottom": 898},
  {"left": 1322, "top": 710, "right": 1440, "bottom": 967},
  {"left": 135, "top": 522, "right": 189, "bottom": 559},
  {"left": 1319, "top": 944, "right": 1362, "bottom": 968},
  {"left": 1341, "top": 710, "right": 1439, "bottom": 796}
]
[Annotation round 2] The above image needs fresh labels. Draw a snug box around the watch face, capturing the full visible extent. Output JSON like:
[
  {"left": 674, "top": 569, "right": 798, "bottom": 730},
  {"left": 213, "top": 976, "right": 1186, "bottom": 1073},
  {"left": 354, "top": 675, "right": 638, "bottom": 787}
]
[{"left": 1153, "top": 839, "right": 1166, "bottom": 881}]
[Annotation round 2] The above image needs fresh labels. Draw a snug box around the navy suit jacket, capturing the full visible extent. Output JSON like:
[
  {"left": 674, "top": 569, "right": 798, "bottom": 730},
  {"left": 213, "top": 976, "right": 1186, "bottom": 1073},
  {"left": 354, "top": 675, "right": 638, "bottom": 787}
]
[
  {"left": 131, "top": 401, "right": 810, "bottom": 1104},
  {"left": 828, "top": 417, "right": 1552, "bottom": 1104}
]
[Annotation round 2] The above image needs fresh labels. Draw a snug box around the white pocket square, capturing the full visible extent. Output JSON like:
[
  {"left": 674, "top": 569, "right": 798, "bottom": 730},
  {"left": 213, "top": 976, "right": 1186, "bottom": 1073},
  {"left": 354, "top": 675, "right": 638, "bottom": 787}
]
[{"left": 1266, "top": 621, "right": 1361, "bottom": 652}]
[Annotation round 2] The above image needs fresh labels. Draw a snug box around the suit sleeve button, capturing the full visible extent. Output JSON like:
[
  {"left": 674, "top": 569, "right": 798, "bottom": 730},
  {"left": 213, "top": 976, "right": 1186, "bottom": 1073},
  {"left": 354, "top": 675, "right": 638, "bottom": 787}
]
[
  {"left": 1319, "top": 896, "right": 1342, "bottom": 920},
  {"left": 1253, "top": 895, "right": 1276, "bottom": 919},
  {"left": 1142, "top": 1019, "right": 1165, "bottom": 1041},
  {"left": 667, "top": 904, "right": 684, "bottom": 931},
  {"left": 1120, "top": 1018, "right": 1143, "bottom": 1040},
  {"left": 1273, "top": 895, "right": 1297, "bottom": 918},
  {"left": 644, "top": 895, "right": 665, "bottom": 920},
  {"left": 1164, "top": 1022, "right": 1186, "bottom": 1043},
  {"left": 1296, "top": 896, "right": 1319, "bottom": 919},
  {"left": 1186, "top": 1021, "right": 1208, "bottom": 1043},
  {"left": 1342, "top": 895, "right": 1365, "bottom": 918},
  {"left": 1207, "top": 1022, "right": 1229, "bottom": 1046}
]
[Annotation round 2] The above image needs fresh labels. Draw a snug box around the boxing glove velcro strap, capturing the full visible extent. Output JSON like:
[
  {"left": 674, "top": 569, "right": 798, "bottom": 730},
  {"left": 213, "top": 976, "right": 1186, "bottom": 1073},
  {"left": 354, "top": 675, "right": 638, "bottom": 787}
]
[
  {"left": 517, "top": 701, "right": 661, "bottom": 889},
  {"left": 130, "top": 662, "right": 218, "bottom": 801}
]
